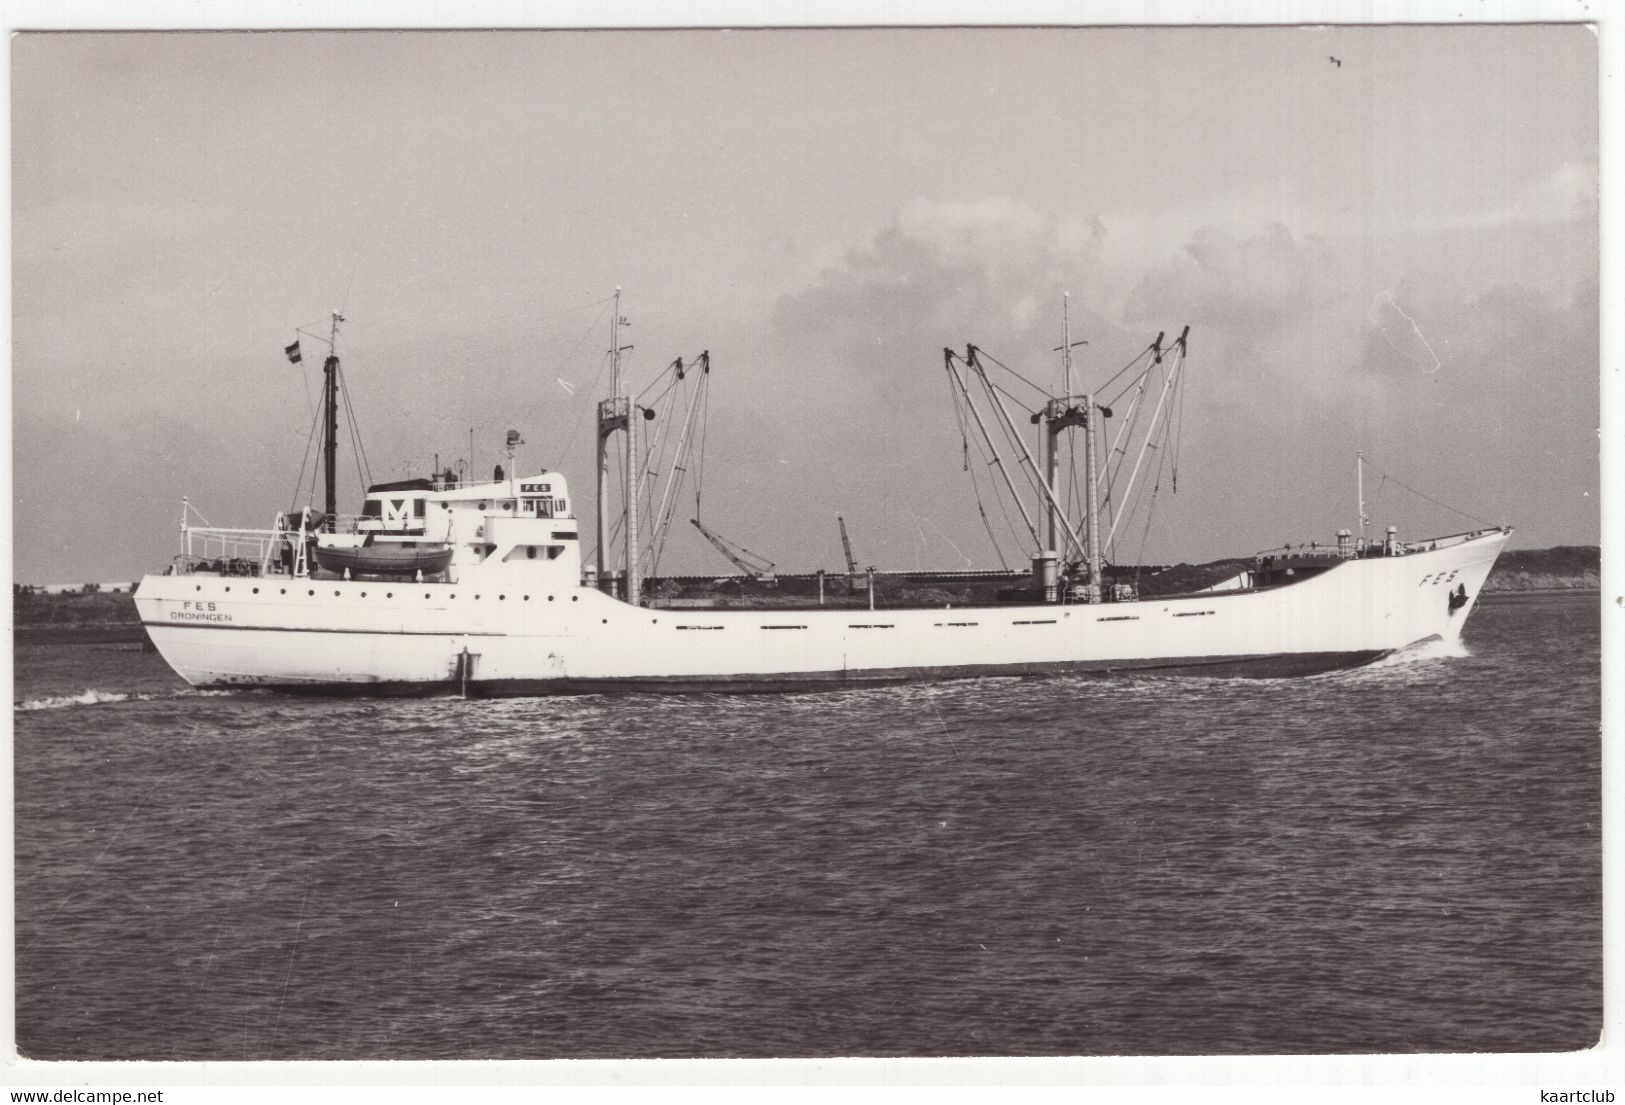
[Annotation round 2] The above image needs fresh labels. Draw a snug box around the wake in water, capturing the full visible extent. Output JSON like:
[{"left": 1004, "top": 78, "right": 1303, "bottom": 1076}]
[
  {"left": 15, "top": 688, "right": 238, "bottom": 712},
  {"left": 1299, "top": 635, "right": 1474, "bottom": 690},
  {"left": 1366, "top": 635, "right": 1472, "bottom": 668}
]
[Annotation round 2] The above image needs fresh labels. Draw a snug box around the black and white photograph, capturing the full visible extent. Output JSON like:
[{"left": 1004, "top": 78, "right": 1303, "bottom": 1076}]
[{"left": 7, "top": 2, "right": 1617, "bottom": 1095}]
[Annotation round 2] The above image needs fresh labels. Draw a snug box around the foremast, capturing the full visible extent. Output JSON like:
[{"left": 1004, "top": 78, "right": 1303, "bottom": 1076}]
[
  {"left": 321, "top": 310, "right": 344, "bottom": 521},
  {"left": 1041, "top": 293, "right": 1105, "bottom": 602},
  {"left": 596, "top": 288, "right": 641, "bottom": 605}
]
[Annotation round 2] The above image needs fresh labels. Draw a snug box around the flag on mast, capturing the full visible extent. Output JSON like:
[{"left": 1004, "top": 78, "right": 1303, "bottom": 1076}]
[{"left": 284, "top": 340, "right": 302, "bottom": 364}]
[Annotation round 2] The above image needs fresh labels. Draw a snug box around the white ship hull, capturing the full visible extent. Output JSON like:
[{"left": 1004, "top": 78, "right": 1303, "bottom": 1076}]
[{"left": 134, "top": 528, "right": 1509, "bottom": 694}]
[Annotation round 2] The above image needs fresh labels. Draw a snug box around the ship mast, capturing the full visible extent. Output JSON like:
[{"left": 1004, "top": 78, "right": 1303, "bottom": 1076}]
[
  {"left": 596, "top": 288, "right": 641, "bottom": 604},
  {"left": 1041, "top": 294, "right": 1102, "bottom": 602},
  {"left": 322, "top": 310, "right": 344, "bottom": 522},
  {"left": 1084, "top": 383, "right": 1102, "bottom": 601},
  {"left": 1357, "top": 450, "right": 1367, "bottom": 550}
]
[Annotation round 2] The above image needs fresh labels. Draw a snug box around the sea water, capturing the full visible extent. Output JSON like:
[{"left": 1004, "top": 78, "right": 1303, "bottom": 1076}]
[{"left": 11, "top": 592, "right": 1601, "bottom": 1059}]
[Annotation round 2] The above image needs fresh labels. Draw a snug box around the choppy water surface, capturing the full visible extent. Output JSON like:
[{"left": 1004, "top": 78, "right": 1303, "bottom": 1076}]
[{"left": 13, "top": 593, "right": 1601, "bottom": 1059}]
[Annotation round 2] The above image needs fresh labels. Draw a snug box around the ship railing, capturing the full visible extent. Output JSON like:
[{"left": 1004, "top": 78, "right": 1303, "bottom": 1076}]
[
  {"left": 1255, "top": 525, "right": 1507, "bottom": 562},
  {"left": 1254, "top": 542, "right": 1354, "bottom": 561},
  {"left": 175, "top": 525, "right": 290, "bottom": 577},
  {"left": 312, "top": 513, "right": 368, "bottom": 535},
  {"left": 1392, "top": 526, "right": 1509, "bottom": 553}
]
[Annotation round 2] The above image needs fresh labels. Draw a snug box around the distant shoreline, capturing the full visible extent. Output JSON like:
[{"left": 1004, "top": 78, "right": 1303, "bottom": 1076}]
[{"left": 1479, "top": 588, "right": 1602, "bottom": 601}]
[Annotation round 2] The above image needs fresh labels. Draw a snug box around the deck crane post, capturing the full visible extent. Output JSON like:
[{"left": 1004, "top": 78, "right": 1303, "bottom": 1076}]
[{"left": 690, "top": 518, "right": 776, "bottom": 582}]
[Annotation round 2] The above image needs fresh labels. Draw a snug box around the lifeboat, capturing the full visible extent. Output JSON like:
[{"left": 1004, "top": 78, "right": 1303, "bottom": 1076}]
[{"left": 313, "top": 537, "right": 453, "bottom": 578}]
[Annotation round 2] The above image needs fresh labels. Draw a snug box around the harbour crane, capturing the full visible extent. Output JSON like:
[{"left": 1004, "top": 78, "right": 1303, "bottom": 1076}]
[
  {"left": 837, "top": 514, "right": 867, "bottom": 589},
  {"left": 838, "top": 515, "right": 858, "bottom": 577},
  {"left": 690, "top": 519, "right": 776, "bottom": 582}
]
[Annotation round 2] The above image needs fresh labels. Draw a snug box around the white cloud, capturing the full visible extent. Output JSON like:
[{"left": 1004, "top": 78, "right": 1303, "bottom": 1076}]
[
  {"left": 1510, "top": 160, "right": 1598, "bottom": 224},
  {"left": 894, "top": 196, "right": 1050, "bottom": 266}
]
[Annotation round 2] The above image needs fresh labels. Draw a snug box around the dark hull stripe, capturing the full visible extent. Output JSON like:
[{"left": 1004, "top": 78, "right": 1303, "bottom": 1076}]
[
  {"left": 197, "top": 649, "right": 1389, "bottom": 697},
  {"left": 144, "top": 621, "right": 507, "bottom": 638}
]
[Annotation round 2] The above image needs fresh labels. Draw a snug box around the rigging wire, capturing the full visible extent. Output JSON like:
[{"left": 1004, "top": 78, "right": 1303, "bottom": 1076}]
[
  {"left": 1099, "top": 344, "right": 1160, "bottom": 408},
  {"left": 945, "top": 365, "right": 1016, "bottom": 568},
  {"left": 1101, "top": 339, "right": 1188, "bottom": 564},
  {"left": 637, "top": 369, "right": 698, "bottom": 570},
  {"left": 986, "top": 377, "right": 1041, "bottom": 415},
  {"left": 338, "top": 364, "right": 373, "bottom": 491},
  {"left": 1170, "top": 344, "right": 1189, "bottom": 494},
  {"left": 692, "top": 372, "right": 711, "bottom": 521},
  {"left": 973, "top": 347, "right": 1054, "bottom": 401},
  {"left": 957, "top": 350, "right": 1056, "bottom": 555},
  {"left": 1364, "top": 458, "right": 1497, "bottom": 528},
  {"left": 1132, "top": 418, "right": 1176, "bottom": 585},
  {"left": 296, "top": 346, "right": 315, "bottom": 424},
  {"left": 651, "top": 366, "right": 711, "bottom": 574},
  {"left": 555, "top": 344, "right": 613, "bottom": 479},
  {"left": 535, "top": 296, "right": 617, "bottom": 468},
  {"left": 967, "top": 356, "right": 1050, "bottom": 559},
  {"left": 970, "top": 453, "right": 1015, "bottom": 571},
  {"left": 287, "top": 396, "right": 325, "bottom": 514},
  {"left": 1101, "top": 361, "right": 1158, "bottom": 537},
  {"left": 634, "top": 356, "right": 685, "bottom": 405}
]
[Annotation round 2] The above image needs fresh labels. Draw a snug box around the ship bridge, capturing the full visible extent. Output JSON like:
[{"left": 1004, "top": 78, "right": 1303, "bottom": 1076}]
[{"left": 424, "top": 471, "right": 579, "bottom": 578}]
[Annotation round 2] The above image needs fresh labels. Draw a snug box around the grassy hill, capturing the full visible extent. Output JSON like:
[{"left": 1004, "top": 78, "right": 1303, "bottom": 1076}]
[{"left": 1480, "top": 546, "right": 1600, "bottom": 592}]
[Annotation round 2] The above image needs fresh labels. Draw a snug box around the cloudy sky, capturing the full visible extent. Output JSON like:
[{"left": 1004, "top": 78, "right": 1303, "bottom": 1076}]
[{"left": 11, "top": 25, "right": 1599, "bottom": 583}]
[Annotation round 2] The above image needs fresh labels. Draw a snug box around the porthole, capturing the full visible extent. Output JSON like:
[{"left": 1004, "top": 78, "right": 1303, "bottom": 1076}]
[
  {"left": 523, "top": 595, "right": 530, "bottom": 601},
  {"left": 252, "top": 587, "right": 259, "bottom": 594},
  {"left": 499, "top": 594, "right": 505, "bottom": 600},
  {"left": 450, "top": 593, "right": 456, "bottom": 599},
  {"left": 195, "top": 585, "right": 202, "bottom": 592},
  {"left": 280, "top": 588, "right": 286, "bottom": 595},
  {"left": 475, "top": 594, "right": 481, "bottom": 600},
  {"left": 571, "top": 596, "right": 578, "bottom": 602},
  {"left": 225, "top": 586, "right": 231, "bottom": 593},
  {"left": 361, "top": 592, "right": 367, "bottom": 598},
  {"left": 478, "top": 501, "right": 487, "bottom": 510},
  {"left": 386, "top": 592, "right": 393, "bottom": 598},
  {"left": 334, "top": 590, "right": 341, "bottom": 597},
  {"left": 308, "top": 589, "right": 315, "bottom": 596},
  {"left": 602, "top": 618, "right": 608, "bottom": 624}
]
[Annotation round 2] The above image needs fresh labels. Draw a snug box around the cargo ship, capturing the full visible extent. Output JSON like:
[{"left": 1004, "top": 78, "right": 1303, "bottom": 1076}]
[{"left": 134, "top": 297, "right": 1509, "bottom": 693}]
